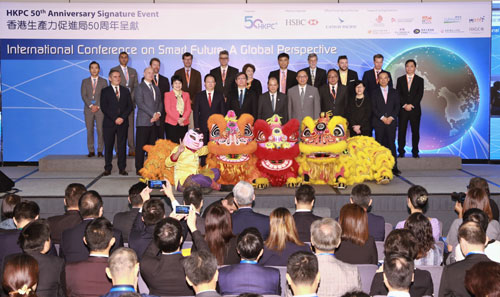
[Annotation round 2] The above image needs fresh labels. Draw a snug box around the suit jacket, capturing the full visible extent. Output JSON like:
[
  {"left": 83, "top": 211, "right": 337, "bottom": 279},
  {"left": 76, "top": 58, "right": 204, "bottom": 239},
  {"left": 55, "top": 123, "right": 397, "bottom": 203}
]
[
  {"left": 180, "top": 213, "right": 206, "bottom": 243},
  {"left": 209, "top": 66, "right": 239, "bottom": 98},
  {"left": 218, "top": 263, "right": 281, "bottom": 295},
  {"left": 368, "top": 212, "right": 386, "bottom": 242},
  {"left": 174, "top": 68, "right": 202, "bottom": 105},
  {"left": 362, "top": 69, "right": 393, "bottom": 96},
  {"left": 65, "top": 256, "right": 111, "bottom": 297},
  {"left": 319, "top": 83, "right": 348, "bottom": 117},
  {"left": 60, "top": 219, "right": 124, "bottom": 263},
  {"left": 100, "top": 85, "right": 133, "bottom": 128},
  {"left": 370, "top": 268, "right": 433, "bottom": 297},
  {"left": 337, "top": 69, "right": 359, "bottom": 87},
  {"left": 113, "top": 208, "right": 140, "bottom": 243},
  {"left": 154, "top": 73, "right": 170, "bottom": 98},
  {"left": 48, "top": 210, "right": 82, "bottom": 244},
  {"left": 196, "top": 291, "right": 221, "bottom": 297},
  {"left": 232, "top": 208, "right": 270, "bottom": 240},
  {"left": 164, "top": 91, "right": 192, "bottom": 126},
  {"left": 335, "top": 237, "right": 378, "bottom": 265},
  {"left": 288, "top": 85, "right": 321, "bottom": 124},
  {"left": 100, "top": 287, "right": 156, "bottom": 297},
  {"left": 257, "top": 92, "right": 288, "bottom": 123},
  {"left": 135, "top": 81, "right": 162, "bottom": 127},
  {"left": 371, "top": 86, "right": 400, "bottom": 128},
  {"left": 260, "top": 242, "right": 311, "bottom": 266},
  {"left": 396, "top": 74, "right": 424, "bottom": 113},
  {"left": 227, "top": 88, "right": 258, "bottom": 118},
  {"left": 268, "top": 69, "right": 298, "bottom": 94},
  {"left": 111, "top": 65, "right": 139, "bottom": 101},
  {"left": 300, "top": 67, "right": 327, "bottom": 88},
  {"left": 0, "top": 229, "right": 23, "bottom": 275},
  {"left": 193, "top": 91, "right": 226, "bottom": 134},
  {"left": 293, "top": 211, "right": 322, "bottom": 243},
  {"left": 316, "top": 254, "right": 361, "bottom": 297},
  {"left": 81, "top": 76, "right": 108, "bottom": 109},
  {"left": 28, "top": 252, "right": 65, "bottom": 297},
  {"left": 439, "top": 253, "right": 491, "bottom": 297}
]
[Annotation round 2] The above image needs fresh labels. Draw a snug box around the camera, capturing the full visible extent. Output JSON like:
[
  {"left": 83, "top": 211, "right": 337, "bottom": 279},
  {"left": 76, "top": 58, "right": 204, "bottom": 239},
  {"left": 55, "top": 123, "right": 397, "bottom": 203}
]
[
  {"left": 174, "top": 205, "right": 192, "bottom": 215},
  {"left": 451, "top": 192, "right": 466, "bottom": 205},
  {"left": 147, "top": 180, "right": 166, "bottom": 189}
]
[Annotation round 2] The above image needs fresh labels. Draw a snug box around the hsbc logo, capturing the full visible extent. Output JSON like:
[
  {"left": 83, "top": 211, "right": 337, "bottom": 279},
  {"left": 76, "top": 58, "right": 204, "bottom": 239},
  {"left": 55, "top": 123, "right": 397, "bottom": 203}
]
[
  {"left": 308, "top": 19, "right": 319, "bottom": 25},
  {"left": 285, "top": 19, "right": 319, "bottom": 26}
]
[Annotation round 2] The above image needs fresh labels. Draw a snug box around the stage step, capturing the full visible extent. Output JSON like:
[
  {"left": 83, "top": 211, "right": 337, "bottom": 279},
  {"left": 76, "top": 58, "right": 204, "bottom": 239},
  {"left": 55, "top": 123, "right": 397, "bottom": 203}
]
[{"left": 397, "top": 154, "right": 461, "bottom": 170}]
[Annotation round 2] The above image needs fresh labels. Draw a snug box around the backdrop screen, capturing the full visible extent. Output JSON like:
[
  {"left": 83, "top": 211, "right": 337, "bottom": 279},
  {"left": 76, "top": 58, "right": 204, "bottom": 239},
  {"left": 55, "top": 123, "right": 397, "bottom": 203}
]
[
  {"left": 0, "top": 2, "right": 492, "bottom": 161},
  {"left": 491, "top": 0, "right": 500, "bottom": 160}
]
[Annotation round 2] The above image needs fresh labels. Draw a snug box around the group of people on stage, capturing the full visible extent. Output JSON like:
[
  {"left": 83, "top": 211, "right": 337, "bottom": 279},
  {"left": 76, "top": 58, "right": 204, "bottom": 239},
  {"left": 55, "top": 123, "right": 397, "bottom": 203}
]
[{"left": 82, "top": 50, "right": 424, "bottom": 176}]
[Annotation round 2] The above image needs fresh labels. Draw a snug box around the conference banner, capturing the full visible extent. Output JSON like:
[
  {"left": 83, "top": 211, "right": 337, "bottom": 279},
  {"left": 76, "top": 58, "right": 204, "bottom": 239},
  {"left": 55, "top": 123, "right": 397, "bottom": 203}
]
[{"left": 0, "top": 2, "right": 491, "bottom": 161}]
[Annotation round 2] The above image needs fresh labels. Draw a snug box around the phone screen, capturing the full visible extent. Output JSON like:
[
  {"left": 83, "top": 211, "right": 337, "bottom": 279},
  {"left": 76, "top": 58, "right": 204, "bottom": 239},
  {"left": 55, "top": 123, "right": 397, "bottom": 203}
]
[
  {"left": 148, "top": 180, "right": 166, "bottom": 189},
  {"left": 175, "top": 205, "right": 191, "bottom": 214}
]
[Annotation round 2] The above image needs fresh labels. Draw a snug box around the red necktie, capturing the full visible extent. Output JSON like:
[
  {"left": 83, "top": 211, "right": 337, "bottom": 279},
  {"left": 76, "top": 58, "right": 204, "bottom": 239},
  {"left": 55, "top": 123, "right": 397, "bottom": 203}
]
[
  {"left": 115, "top": 86, "right": 120, "bottom": 100},
  {"left": 208, "top": 92, "right": 212, "bottom": 107}
]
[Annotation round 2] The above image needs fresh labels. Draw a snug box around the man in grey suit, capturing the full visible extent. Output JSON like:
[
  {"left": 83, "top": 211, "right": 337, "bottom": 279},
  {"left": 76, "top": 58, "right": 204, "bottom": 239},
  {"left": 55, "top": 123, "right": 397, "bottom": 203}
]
[
  {"left": 311, "top": 218, "right": 362, "bottom": 297},
  {"left": 111, "top": 52, "right": 138, "bottom": 156},
  {"left": 257, "top": 77, "right": 288, "bottom": 123},
  {"left": 182, "top": 250, "right": 221, "bottom": 297},
  {"left": 81, "top": 61, "right": 108, "bottom": 157},
  {"left": 288, "top": 70, "right": 321, "bottom": 124},
  {"left": 135, "top": 67, "right": 161, "bottom": 174}
]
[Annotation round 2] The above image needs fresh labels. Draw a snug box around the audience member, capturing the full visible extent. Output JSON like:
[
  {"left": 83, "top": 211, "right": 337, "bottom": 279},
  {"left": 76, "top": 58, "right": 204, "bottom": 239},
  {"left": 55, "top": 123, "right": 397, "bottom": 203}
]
[
  {"left": 268, "top": 53, "right": 298, "bottom": 94},
  {"left": 467, "top": 177, "right": 500, "bottom": 221},
  {"left": 232, "top": 181, "right": 270, "bottom": 239},
  {"left": 340, "top": 292, "right": 369, "bottom": 297},
  {"left": 164, "top": 75, "right": 192, "bottom": 143},
  {"left": 395, "top": 185, "right": 441, "bottom": 242},
  {"left": 345, "top": 81, "right": 372, "bottom": 136},
  {"left": 286, "top": 251, "right": 320, "bottom": 297},
  {"left": 350, "top": 183, "right": 385, "bottom": 241},
  {"left": 65, "top": 217, "right": 115, "bottom": 297},
  {"left": 383, "top": 255, "right": 414, "bottom": 297},
  {"left": 300, "top": 53, "right": 327, "bottom": 88},
  {"left": 218, "top": 228, "right": 280, "bottom": 296},
  {"left": 209, "top": 50, "right": 238, "bottom": 97},
  {"left": 182, "top": 250, "right": 221, "bottom": 297},
  {"left": 404, "top": 213, "right": 442, "bottom": 265},
  {"left": 337, "top": 55, "right": 359, "bottom": 94},
  {"left": 203, "top": 192, "right": 237, "bottom": 217},
  {"left": 287, "top": 70, "right": 321, "bottom": 124},
  {"left": 310, "top": 218, "right": 361, "bottom": 296},
  {"left": 18, "top": 219, "right": 65, "bottom": 297},
  {"left": 370, "top": 229, "right": 433, "bottom": 297},
  {"left": 257, "top": 77, "right": 288, "bottom": 123},
  {"left": 237, "top": 294, "right": 262, "bottom": 297},
  {"left": 60, "top": 190, "right": 123, "bottom": 263},
  {"left": 336, "top": 204, "right": 378, "bottom": 264},
  {"left": 48, "top": 183, "right": 85, "bottom": 244},
  {"left": 227, "top": 72, "right": 258, "bottom": 118},
  {"left": 2, "top": 254, "right": 38, "bottom": 297},
  {"left": 129, "top": 198, "right": 165, "bottom": 260},
  {"left": 149, "top": 57, "right": 170, "bottom": 139},
  {"left": 174, "top": 52, "right": 202, "bottom": 111},
  {"left": 180, "top": 186, "right": 206, "bottom": 241},
  {"left": 319, "top": 69, "right": 348, "bottom": 117},
  {"left": 114, "top": 182, "right": 148, "bottom": 243},
  {"left": 0, "top": 194, "right": 21, "bottom": 230},
  {"left": 465, "top": 261, "right": 500, "bottom": 297},
  {"left": 293, "top": 185, "right": 321, "bottom": 243},
  {"left": 260, "top": 207, "right": 310, "bottom": 266},
  {"left": 243, "top": 63, "right": 263, "bottom": 96}
]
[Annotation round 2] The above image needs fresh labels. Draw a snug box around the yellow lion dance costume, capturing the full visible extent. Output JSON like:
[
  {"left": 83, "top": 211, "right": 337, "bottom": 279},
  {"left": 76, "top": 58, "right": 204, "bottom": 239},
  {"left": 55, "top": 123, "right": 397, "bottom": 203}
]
[{"left": 298, "top": 112, "right": 394, "bottom": 189}]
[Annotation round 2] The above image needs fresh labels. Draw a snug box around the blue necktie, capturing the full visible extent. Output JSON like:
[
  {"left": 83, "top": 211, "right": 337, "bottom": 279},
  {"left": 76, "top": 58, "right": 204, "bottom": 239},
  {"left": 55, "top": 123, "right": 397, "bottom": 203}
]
[{"left": 239, "top": 90, "right": 244, "bottom": 106}]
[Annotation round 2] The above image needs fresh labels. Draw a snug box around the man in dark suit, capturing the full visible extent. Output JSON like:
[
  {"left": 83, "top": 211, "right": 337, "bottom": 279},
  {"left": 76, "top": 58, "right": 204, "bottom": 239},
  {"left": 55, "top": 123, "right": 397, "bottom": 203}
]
[
  {"left": 257, "top": 77, "right": 288, "bottom": 123},
  {"left": 231, "top": 181, "right": 270, "bottom": 239},
  {"left": 219, "top": 228, "right": 280, "bottom": 295},
  {"left": 371, "top": 71, "right": 401, "bottom": 175},
  {"left": 268, "top": 53, "right": 298, "bottom": 94},
  {"left": 65, "top": 218, "right": 114, "bottom": 297},
  {"left": 193, "top": 74, "right": 226, "bottom": 144},
  {"left": 47, "top": 183, "right": 85, "bottom": 244},
  {"left": 396, "top": 59, "right": 424, "bottom": 158},
  {"left": 100, "top": 69, "right": 133, "bottom": 176},
  {"left": 350, "top": 184, "right": 385, "bottom": 241},
  {"left": 300, "top": 53, "right": 327, "bottom": 88},
  {"left": 227, "top": 72, "right": 258, "bottom": 118},
  {"left": 383, "top": 255, "right": 414, "bottom": 296},
  {"left": 319, "top": 69, "right": 348, "bottom": 117},
  {"left": 174, "top": 52, "right": 203, "bottom": 106},
  {"left": 337, "top": 55, "right": 359, "bottom": 95},
  {"left": 209, "top": 50, "right": 238, "bottom": 98},
  {"left": 60, "top": 191, "right": 123, "bottom": 263},
  {"left": 113, "top": 182, "right": 148, "bottom": 243},
  {"left": 362, "top": 53, "right": 393, "bottom": 98},
  {"left": 135, "top": 67, "right": 162, "bottom": 174},
  {"left": 18, "top": 220, "right": 65, "bottom": 297},
  {"left": 293, "top": 185, "right": 321, "bottom": 243},
  {"left": 129, "top": 198, "right": 165, "bottom": 260},
  {"left": 150, "top": 57, "right": 170, "bottom": 139},
  {"left": 180, "top": 186, "right": 205, "bottom": 242},
  {"left": 439, "top": 221, "right": 492, "bottom": 297},
  {"left": 183, "top": 250, "right": 222, "bottom": 297}
]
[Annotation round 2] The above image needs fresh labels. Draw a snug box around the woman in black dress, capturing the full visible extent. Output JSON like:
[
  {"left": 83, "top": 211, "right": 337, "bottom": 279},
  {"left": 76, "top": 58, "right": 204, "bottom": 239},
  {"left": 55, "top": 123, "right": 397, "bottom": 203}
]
[
  {"left": 346, "top": 80, "right": 372, "bottom": 137},
  {"left": 243, "top": 63, "right": 262, "bottom": 96}
]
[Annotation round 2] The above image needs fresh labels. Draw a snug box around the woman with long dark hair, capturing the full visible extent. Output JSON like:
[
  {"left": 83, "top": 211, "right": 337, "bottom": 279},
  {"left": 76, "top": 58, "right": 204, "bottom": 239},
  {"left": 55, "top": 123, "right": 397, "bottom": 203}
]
[
  {"left": 2, "top": 254, "right": 39, "bottom": 297},
  {"left": 202, "top": 204, "right": 239, "bottom": 265},
  {"left": 404, "top": 213, "right": 442, "bottom": 265}
]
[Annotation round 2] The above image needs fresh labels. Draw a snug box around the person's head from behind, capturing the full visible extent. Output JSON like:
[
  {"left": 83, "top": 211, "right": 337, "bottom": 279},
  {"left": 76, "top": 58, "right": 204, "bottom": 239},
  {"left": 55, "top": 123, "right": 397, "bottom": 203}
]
[
  {"left": 340, "top": 292, "right": 369, "bottom": 297},
  {"left": 79, "top": 190, "right": 103, "bottom": 219},
  {"left": 84, "top": 217, "right": 115, "bottom": 254},
  {"left": 221, "top": 192, "right": 237, "bottom": 214},
  {"left": 118, "top": 293, "right": 141, "bottom": 297},
  {"left": 463, "top": 208, "right": 489, "bottom": 233},
  {"left": 286, "top": 251, "right": 320, "bottom": 295},
  {"left": 465, "top": 261, "right": 500, "bottom": 297},
  {"left": 339, "top": 203, "right": 368, "bottom": 246},
  {"left": 154, "top": 217, "right": 182, "bottom": 253},
  {"left": 64, "top": 183, "right": 86, "bottom": 210},
  {"left": 13, "top": 201, "right": 40, "bottom": 229},
  {"left": 295, "top": 185, "right": 315, "bottom": 210},
  {"left": 183, "top": 186, "right": 203, "bottom": 212},
  {"left": 407, "top": 185, "right": 428, "bottom": 212},
  {"left": 458, "top": 221, "right": 487, "bottom": 256},
  {"left": 128, "top": 182, "right": 147, "bottom": 208},
  {"left": 1, "top": 194, "right": 21, "bottom": 220},
  {"left": 384, "top": 229, "right": 418, "bottom": 260},
  {"left": 383, "top": 255, "right": 414, "bottom": 292},
  {"left": 19, "top": 219, "right": 51, "bottom": 255},
  {"left": 468, "top": 177, "right": 490, "bottom": 198},
  {"left": 404, "top": 213, "right": 434, "bottom": 259},
  {"left": 463, "top": 188, "right": 492, "bottom": 220},
  {"left": 205, "top": 205, "right": 233, "bottom": 264},
  {"left": 233, "top": 181, "right": 255, "bottom": 208},
  {"left": 105, "top": 248, "right": 139, "bottom": 286},
  {"left": 237, "top": 227, "right": 264, "bottom": 261},
  {"left": 2, "top": 254, "right": 38, "bottom": 297},
  {"left": 350, "top": 184, "right": 372, "bottom": 210},
  {"left": 266, "top": 207, "right": 303, "bottom": 252},
  {"left": 310, "top": 218, "right": 342, "bottom": 252},
  {"left": 182, "top": 250, "right": 218, "bottom": 292},
  {"left": 142, "top": 199, "right": 165, "bottom": 226}
]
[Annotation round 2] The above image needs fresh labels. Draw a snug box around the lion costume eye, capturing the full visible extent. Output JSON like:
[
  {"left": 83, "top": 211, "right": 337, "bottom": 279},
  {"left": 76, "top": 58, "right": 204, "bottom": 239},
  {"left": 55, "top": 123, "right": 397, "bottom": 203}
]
[
  {"left": 333, "top": 125, "right": 345, "bottom": 137},
  {"left": 302, "top": 128, "right": 311, "bottom": 138},
  {"left": 256, "top": 130, "right": 266, "bottom": 142},
  {"left": 210, "top": 125, "right": 220, "bottom": 138},
  {"left": 244, "top": 124, "right": 253, "bottom": 137}
]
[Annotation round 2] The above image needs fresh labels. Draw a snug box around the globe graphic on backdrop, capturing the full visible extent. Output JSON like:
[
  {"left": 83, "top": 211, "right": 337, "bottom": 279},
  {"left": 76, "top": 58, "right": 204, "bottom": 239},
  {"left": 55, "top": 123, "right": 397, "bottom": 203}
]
[{"left": 385, "top": 46, "right": 479, "bottom": 150}]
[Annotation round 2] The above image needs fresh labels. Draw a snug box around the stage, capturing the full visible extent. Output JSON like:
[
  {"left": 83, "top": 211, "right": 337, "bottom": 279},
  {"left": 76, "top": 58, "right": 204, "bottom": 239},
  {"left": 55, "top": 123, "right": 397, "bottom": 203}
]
[{"left": 1, "top": 155, "right": 500, "bottom": 236}]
